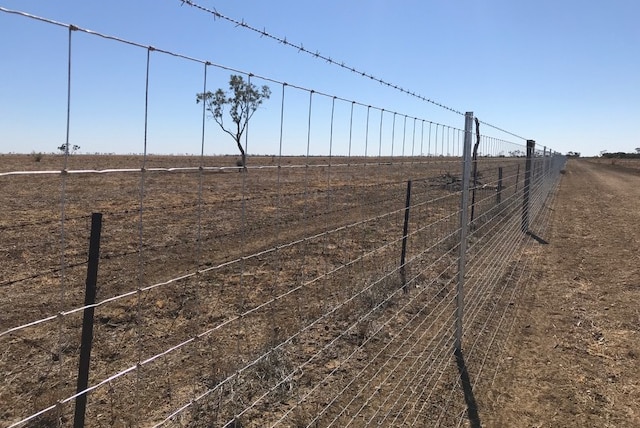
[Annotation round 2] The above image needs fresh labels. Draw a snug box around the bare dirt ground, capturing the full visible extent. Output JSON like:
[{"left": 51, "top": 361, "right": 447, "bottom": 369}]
[
  {"left": 5, "top": 153, "right": 638, "bottom": 427},
  {"left": 484, "top": 159, "right": 640, "bottom": 427},
  {"left": 1, "top": 154, "right": 482, "bottom": 427},
  {"left": 589, "top": 157, "right": 640, "bottom": 173}
]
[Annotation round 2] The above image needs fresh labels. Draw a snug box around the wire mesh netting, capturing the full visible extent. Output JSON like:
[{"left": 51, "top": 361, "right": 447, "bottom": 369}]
[{"left": 0, "top": 6, "right": 566, "bottom": 428}]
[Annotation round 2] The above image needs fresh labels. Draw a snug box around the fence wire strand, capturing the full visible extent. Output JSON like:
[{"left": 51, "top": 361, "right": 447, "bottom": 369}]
[{"left": 0, "top": 6, "right": 567, "bottom": 427}]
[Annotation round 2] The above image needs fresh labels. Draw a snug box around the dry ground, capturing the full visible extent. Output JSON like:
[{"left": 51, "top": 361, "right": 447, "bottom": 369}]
[
  {"left": 484, "top": 159, "right": 640, "bottom": 427},
  {"left": 5, "top": 153, "right": 637, "bottom": 427},
  {"left": 1, "top": 153, "right": 491, "bottom": 427}
]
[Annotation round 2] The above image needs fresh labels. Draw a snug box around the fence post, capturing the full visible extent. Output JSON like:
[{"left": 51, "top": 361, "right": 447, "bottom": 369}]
[
  {"left": 496, "top": 167, "right": 503, "bottom": 205},
  {"left": 74, "top": 213, "right": 103, "bottom": 428},
  {"left": 400, "top": 180, "right": 412, "bottom": 293},
  {"left": 522, "top": 140, "right": 535, "bottom": 232},
  {"left": 455, "top": 112, "right": 473, "bottom": 352},
  {"left": 542, "top": 146, "right": 548, "bottom": 195},
  {"left": 469, "top": 118, "right": 480, "bottom": 224}
]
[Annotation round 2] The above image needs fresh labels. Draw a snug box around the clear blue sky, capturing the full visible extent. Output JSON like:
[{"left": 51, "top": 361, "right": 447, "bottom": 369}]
[{"left": 1, "top": 0, "right": 638, "bottom": 157}]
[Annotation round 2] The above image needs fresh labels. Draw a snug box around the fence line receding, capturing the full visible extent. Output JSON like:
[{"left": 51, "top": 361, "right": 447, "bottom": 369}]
[{"left": 0, "top": 7, "right": 566, "bottom": 428}]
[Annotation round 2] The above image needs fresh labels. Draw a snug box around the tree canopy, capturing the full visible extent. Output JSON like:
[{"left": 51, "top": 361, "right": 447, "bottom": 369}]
[
  {"left": 197, "top": 75, "right": 271, "bottom": 169},
  {"left": 58, "top": 143, "right": 80, "bottom": 155}
]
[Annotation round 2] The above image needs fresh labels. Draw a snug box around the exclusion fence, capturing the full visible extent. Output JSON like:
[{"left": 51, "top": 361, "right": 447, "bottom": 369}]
[{"left": 0, "top": 6, "right": 567, "bottom": 427}]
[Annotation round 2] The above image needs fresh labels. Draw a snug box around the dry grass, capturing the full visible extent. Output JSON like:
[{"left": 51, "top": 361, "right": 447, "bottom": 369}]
[{"left": 1, "top": 153, "right": 537, "bottom": 427}]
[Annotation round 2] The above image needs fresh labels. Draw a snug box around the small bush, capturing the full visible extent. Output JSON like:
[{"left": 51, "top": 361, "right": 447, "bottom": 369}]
[{"left": 31, "top": 151, "right": 43, "bottom": 162}]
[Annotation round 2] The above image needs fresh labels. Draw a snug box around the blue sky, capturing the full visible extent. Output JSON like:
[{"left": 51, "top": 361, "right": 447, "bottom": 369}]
[{"left": 1, "top": 0, "right": 638, "bottom": 157}]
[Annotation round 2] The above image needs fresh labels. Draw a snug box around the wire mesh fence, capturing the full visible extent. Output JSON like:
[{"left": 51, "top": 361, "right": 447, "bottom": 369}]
[{"left": 1, "top": 7, "right": 566, "bottom": 427}]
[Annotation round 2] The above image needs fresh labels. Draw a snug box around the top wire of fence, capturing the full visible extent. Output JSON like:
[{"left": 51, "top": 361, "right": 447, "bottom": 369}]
[
  {"left": 178, "top": 0, "right": 529, "bottom": 141},
  {"left": 0, "top": 5, "right": 532, "bottom": 177}
]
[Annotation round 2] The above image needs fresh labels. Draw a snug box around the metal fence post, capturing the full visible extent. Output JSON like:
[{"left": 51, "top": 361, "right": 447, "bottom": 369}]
[
  {"left": 74, "top": 213, "right": 103, "bottom": 428},
  {"left": 470, "top": 118, "right": 480, "bottom": 224},
  {"left": 400, "top": 179, "right": 412, "bottom": 293},
  {"left": 522, "top": 140, "right": 535, "bottom": 232},
  {"left": 544, "top": 146, "right": 549, "bottom": 195},
  {"left": 455, "top": 112, "right": 473, "bottom": 352}
]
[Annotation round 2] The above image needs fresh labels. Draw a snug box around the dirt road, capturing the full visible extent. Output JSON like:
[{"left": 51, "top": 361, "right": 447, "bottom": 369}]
[{"left": 484, "top": 159, "right": 640, "bottom": 426}]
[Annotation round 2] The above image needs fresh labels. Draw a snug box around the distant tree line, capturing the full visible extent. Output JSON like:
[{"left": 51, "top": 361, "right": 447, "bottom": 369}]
[{"left": 601, "top": 151, "right": 640, "bottom": 159}]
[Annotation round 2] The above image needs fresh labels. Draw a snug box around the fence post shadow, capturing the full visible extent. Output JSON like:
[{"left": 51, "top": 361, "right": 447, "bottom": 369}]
[
  {"left": 525, "top": 230, "right": 549, "bottom": 244},
  {"left": 454, "top": 348, "right": 482, "bottom": 428}
]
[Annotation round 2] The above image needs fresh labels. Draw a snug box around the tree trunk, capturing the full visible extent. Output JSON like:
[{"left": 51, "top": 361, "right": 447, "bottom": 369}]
[{"left": 235, "top": 138, "right": 247, "bottom": 172}]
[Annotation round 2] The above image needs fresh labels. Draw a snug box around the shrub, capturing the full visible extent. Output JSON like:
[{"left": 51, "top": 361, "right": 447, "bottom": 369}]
[{"left": 31, "top": 151, "right": 43, "bottom": 162}]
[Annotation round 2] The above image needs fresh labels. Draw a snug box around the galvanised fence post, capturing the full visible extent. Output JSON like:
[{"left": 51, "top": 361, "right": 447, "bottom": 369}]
[
  {"left": 543, "top": 146, "right": 548, "bottom": 194},
  {"left": 455, "top": 112, "right": 473, "bottom": 352},
  {"left": 543, "top": 146, "right": 548, "bottom": 178}
]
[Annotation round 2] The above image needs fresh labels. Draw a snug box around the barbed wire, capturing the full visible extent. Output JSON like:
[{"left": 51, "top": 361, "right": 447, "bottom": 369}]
[
  {"left": 0, "top": 8, "right": 531, "bottom": 166},
  {"left": 179, "top": 0, "right": 465, "bottom": 116},
  {"left": 178, "top": 0, "right": 533, "bottom": 142},
  {"left": 1, "top": 6, "right": 566, "bottom": 426},
  {"left": 1, "top": 5, "right": 534, "bottom": 165},
  {"left": 0, "top": 7, "right": 460, "bottom": 137}
]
